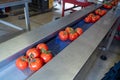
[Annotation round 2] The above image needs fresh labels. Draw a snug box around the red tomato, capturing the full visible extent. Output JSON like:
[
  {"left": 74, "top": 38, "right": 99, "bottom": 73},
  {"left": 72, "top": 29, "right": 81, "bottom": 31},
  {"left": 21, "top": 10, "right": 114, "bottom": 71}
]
[
  {"left": 69, "top": 32, "right": 79, "bottom": 41},
  {"left": 84, "top": 17, "right": 91, "bottom": 23},
  {"left": 29, "top": 58, "right": 44, "bottom": 71},
  {"left": 95, "top": 15, "right": 100, "bottom": 20},
  {"left": 107, "top": 5, "right": 112, "bottom": 9},
  {"left": 26, "top": 48, "right": 40, "bottom": 58},
  {"left": 115, "top": 1, "right": 118, "bottom": 5},
  {"left": 88, "top": 13, "right": 95, "bottom": 18},
  {"left": 59, "top": 31, "right": 68, "bottom": 41},
  {"left": 75, "top": 28, "right": 83, "bottom": 36},
  {"left": 36, "top": 43, "right": 49, "bottom": 51},
  {"left": 88, "top": 13, "right": 94, "bottom": 16},
  {"left": 95, "top": 9, "right": 101, "bottom": 15},
  {"left": 103, "top": 4, "right": 112, "bottom": 9},
  {"left": 111, "top": 1, "right": 115, "bottom": 6},
  {"left": 102, "top": 10, "right": 107, "bottom": 15},
  {"left": 16, "top": 56, "right": 28, "bottom": 70},
  {"left": 65, "top": 27, "right": 74, "bottom": 33},
  {"left": 98, "top": 10, "right": 106, "bottom": 16},
  {"left": 91, "top": 16, "right": 98, "bottom": 23},
  {"left": 41, "top": 50, "right": 53, "bottom": 63},
  {"left": 103, "top": 4, "right": 107, "bottom": 8}
]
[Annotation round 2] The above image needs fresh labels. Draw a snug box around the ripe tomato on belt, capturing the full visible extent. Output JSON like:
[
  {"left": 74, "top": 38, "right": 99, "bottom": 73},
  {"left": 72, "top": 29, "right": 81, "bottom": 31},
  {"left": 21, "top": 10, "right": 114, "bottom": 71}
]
[
  {"left": 29, "top": 58, "right": 44, "bottom": 71},
  {"left": 26, "top": 48, "right": 40, "bottom": 58},
  {"left": 59, "top": 31, "right": 69, "bottom": 41},
  {"left": 16, "top": 56, "right": 28, "bottom": 70}
]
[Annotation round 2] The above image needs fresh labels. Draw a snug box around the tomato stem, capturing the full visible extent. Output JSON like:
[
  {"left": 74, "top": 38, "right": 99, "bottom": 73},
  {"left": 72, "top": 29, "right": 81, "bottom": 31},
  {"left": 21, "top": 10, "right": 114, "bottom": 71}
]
[{"left": 41, "top": 48, "right": 51, "bottom": 54}]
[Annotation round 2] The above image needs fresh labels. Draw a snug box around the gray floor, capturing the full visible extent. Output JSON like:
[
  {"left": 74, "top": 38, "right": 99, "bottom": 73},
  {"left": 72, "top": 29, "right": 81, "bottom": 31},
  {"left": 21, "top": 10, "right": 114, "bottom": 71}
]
[
  {"left": 85, "top": 39, "right": 120, "bottom": 80},
  {"left": 0, "top": 1, "right": 120, "bottom": 80},
  {"left": 0, "top": 2, "right": 63, "bottom": 43}
]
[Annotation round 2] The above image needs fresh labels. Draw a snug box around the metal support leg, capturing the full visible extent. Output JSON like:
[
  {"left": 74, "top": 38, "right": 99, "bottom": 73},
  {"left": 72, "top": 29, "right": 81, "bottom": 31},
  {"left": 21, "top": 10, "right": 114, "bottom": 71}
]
[
  {"left": 0, "top": 20, "right": 23, "bottom": 30},
  {"left": 105, "top": 25, "right": 118, "bottom": 50},
  {"left": 62, "top": 1, "right": 65, "bottom": 17},
  {"left": 24, "top": 2, "right": 31, "bottom": 31},
  {"left": 100, "top": 18, "right": 120, "bottom": 60},
  {"left": 100, "top": 18, "right": 120, "bottom": 51},
  {"left": 105, "top": 18, "right": 120, "bottom": 50}
]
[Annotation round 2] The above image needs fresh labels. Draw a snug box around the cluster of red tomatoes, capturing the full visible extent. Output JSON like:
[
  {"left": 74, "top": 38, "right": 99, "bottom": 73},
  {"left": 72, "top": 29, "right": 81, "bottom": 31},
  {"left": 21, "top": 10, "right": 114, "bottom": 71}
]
[
  {"left": 16, "top": 43, "right": 53, "bottom": 71},
  {"left": 59, "top": 27, "right": 83, "bottom": 41},
  {"left": 103, "top": 3, "right": 113, "bottom": 9},
  {"left": 84, "top": 9, "right": 107, "bottom": 23},
  {"left": 95, "top": 9, "right": 107, "bottom": 16},
  {"left": 111, "top": 0, "right": 119, "bottom": 6},
  {"left": 84, "top": 13, "right": 100, "bottom": 23},
  {"left": 103, "top": 0, "right": 118, "bottom": 9}
]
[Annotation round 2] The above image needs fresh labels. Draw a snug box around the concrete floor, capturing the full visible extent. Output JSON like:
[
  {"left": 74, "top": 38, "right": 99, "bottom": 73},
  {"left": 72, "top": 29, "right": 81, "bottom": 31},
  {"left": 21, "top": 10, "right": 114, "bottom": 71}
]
[
  {"left": 85, "top": 39, "right": 120, "bottom": 80},
  {"left": 0, "top": 1, "right": 62, "bottom": 43},
  {"left": 0, "top": 1, "right": 120, "bottom": 80}
]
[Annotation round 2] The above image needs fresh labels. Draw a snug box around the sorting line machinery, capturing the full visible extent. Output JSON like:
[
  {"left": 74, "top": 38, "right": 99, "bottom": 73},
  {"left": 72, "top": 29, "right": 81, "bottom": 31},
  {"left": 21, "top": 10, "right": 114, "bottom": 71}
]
[{"left": 0, "top": 3, "right": 120, "bottom": 80}]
